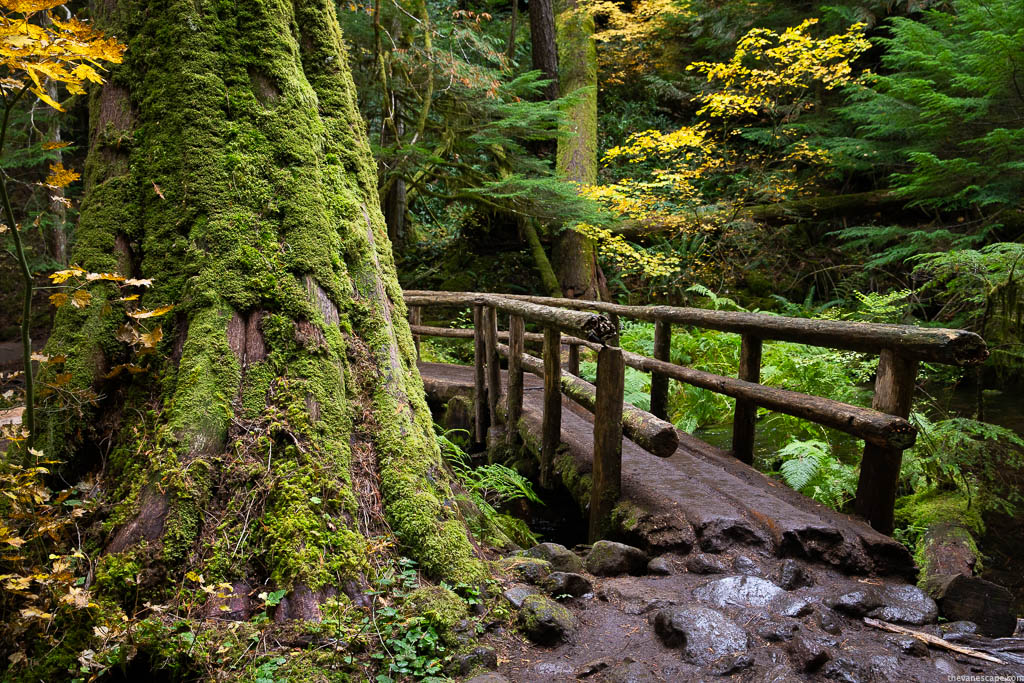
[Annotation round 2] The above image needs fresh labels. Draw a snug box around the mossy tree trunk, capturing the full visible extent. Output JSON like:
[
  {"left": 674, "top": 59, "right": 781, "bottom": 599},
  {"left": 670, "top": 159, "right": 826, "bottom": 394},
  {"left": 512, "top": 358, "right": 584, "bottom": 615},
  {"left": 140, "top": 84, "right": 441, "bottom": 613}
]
[
  {"left": 43, "top": 0, "right": 481, "bottom": 621},
  {"left": 552, "top": 0, "right": 602, "bottom": 300}
]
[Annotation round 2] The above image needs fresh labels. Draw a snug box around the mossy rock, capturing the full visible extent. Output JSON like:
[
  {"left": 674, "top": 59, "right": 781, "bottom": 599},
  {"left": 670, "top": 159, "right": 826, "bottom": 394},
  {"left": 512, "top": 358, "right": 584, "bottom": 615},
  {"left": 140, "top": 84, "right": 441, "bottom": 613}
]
[
  {"left": 406, "top": 585, "right": 468, "bottom": 637},
  {"left": 517, "top": 594, "right": 575, "bottom": 645},
  {"left": 495, "top": 556, "right": 552, "bottom": 585}
]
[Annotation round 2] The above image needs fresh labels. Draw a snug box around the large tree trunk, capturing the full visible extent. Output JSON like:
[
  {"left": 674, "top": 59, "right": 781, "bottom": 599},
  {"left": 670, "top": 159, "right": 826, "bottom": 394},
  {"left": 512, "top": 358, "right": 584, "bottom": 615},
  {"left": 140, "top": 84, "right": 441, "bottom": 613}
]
[
  {"left": 552, "top": 0, "right": 601, "bottom": 299},
  {"left": 528, "top": 0, "right": 559, "bottom": 101},
  {"left": 43, "top": 0, "right": 481, "bottom": 625}
]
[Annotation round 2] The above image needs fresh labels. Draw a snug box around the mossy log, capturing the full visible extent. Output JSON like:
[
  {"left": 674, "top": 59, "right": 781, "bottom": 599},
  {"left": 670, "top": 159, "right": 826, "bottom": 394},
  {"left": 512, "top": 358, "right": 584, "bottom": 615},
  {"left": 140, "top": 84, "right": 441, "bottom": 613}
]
[{"left": 38, "top": 0, "right": 482, "bottom": 648}]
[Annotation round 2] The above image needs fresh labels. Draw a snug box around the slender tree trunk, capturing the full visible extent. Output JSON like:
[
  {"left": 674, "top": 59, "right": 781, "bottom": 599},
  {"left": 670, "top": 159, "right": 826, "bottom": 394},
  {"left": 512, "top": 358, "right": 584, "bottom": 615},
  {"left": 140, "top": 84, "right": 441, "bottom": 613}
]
[
  {"left": 43, "top": 0, "right": 481, "bottom": 624},
  {"left": 528, "top": 0, "right": 559, "bottom": 101},
  {"left": 552, "top": 0, "right": 601, "bottom": 299}
]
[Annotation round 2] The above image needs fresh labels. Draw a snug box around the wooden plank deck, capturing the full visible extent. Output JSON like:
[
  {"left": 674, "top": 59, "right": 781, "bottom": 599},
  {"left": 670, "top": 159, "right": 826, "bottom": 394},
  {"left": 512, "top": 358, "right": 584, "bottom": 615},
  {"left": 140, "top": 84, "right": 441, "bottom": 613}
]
[{"left": 418, "top": 361, "right": 916, "bottom": 579}]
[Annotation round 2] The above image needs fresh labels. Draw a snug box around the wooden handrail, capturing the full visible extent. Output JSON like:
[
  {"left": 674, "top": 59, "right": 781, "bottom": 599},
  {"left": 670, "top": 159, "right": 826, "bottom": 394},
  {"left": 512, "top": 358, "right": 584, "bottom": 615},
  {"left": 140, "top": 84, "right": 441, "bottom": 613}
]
[
  {"left": 403, "top": 290, "right": 988, "bottom": 365},
  {"left": 404, "top": 290, "right": 988, "bottom": 536}
]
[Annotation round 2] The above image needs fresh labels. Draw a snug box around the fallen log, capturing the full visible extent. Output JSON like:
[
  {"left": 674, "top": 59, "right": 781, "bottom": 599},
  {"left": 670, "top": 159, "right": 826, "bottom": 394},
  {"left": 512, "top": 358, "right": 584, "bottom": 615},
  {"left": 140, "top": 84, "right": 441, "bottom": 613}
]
[
  {"left": 863, "top": 617, "right": 1004, "bottom": 664},
  {"left": 924, "top": 574, "right": 1018, "bottom": 637},
  {"left": 497, "top": 343, "right": 679, "bottom": 458}
]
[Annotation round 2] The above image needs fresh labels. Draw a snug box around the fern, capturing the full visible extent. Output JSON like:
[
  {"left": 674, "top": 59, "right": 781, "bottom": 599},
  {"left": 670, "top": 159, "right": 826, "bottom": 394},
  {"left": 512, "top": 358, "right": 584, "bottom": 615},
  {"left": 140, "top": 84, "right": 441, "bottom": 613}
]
[{"left": 777, "top": 439, "right": 830, "bottom": 491}]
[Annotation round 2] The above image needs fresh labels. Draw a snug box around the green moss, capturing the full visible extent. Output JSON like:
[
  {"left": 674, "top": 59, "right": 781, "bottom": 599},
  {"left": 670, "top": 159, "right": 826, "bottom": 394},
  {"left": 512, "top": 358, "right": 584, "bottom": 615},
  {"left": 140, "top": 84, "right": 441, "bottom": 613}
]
[
  {"left": 406, "top": 585, "right": 468, "bottom": 635},
  {"left": 895, "top": 489, "right": 985, "bottom": 577}
]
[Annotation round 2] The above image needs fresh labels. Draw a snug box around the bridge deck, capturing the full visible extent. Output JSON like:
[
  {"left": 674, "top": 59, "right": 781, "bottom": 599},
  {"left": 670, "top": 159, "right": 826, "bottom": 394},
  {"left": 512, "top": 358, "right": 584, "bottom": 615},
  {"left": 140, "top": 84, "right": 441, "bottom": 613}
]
[{"left": 418, "top": 361, "right": 915, "bottom": 578}]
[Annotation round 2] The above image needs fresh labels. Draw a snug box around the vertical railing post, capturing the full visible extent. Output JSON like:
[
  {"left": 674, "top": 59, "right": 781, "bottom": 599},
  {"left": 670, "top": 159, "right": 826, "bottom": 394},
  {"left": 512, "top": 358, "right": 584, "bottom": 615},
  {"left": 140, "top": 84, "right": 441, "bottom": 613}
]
[
  {"left": 472, "top": 304, "right": 487, "bottom": 445},
  {"left": 650, "top": 320, "right": 671, "bottom": 419},
  {"left": 590, "top": 344, "right": 625, "bottom": 542},
  {"left": 566, "top": 344, "right": 580, "bottom": 377},
  {"left": 409, "top": 305, "right": 422, "bottom": 360},
  {"left": 484, "top": 306, "right": 501, "bottom": 433},
  {"left": 731, "top": 335, "right": 763, "bottom": 465},
  {"left": 541, "top": 327, "right": 562, "bottom": 488},
  {"left": 855, "top": 349, "right": 918, "bottom": 534},
  {"left": 506, "top": 315, "right": 524, "bottom": 445}
]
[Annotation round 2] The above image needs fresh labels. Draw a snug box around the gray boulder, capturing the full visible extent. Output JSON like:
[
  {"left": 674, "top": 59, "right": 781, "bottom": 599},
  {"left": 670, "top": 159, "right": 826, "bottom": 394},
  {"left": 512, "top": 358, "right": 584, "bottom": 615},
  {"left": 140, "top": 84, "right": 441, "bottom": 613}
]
[
  {"left": 695, "top": 575, "right": 785, "bottom": 609},
  {"left": 651, "top": 606, "right": 749, "bottom": 665},
  {"left": 523, "top": 542, "right": 584, "bottom": 573},
  {"left": 586, "top": 540, "right": 649, "bottom": 576},
  {"left": 518, "top": 594, "right": 575, "bottom": 645}
]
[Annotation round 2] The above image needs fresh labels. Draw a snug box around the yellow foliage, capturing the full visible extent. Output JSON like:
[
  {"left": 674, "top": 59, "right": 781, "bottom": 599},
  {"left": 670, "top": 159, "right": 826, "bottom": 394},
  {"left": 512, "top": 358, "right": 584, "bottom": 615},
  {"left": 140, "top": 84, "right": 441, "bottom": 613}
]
[
  {"left": 573, "top": 222, "right": 682, "bottom": 279},
  {"left": 0, "top": 0, "right": 126, "bottom": 111},
  {"left": 43, "top": 162, "right": 78, "bottom": 188},
  {"left": 688, "top": 19, "right": 870, "bottom": 121},
  {"left": 585, "top": 0, "right": 686, "bottom": 85}
]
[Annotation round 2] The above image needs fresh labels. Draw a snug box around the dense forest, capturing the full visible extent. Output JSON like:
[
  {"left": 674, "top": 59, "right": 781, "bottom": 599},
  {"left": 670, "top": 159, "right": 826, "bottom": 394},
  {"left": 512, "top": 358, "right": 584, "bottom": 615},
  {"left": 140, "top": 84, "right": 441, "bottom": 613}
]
[{"left": 0, "top": 0, "right": 1022, "bottom": 680}]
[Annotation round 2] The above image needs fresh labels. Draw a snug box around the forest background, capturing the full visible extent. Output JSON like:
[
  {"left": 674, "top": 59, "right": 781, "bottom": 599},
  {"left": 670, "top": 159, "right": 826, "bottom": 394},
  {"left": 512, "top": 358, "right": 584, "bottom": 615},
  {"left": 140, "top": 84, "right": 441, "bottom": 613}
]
[{"left": 0, "top": 0, "right": 1022, "bottom": 678}]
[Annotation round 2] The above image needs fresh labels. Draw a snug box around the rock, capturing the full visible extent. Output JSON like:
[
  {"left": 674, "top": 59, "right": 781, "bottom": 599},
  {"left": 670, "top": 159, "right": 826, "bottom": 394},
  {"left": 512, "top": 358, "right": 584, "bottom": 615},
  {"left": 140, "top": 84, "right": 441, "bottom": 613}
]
[
  {"left": 732, "top": 555, "right": 761, "bottom": 576},
  {"left": 817, "top": 607, "right": 843, "bottom": 635},
  {"left": 544, "top": 572, "right": 593, "bottom": 599},
  {"left": 776, "top": 559, "right": 813, "bottom": 590},
  {"left": 465, "top": 674, "right": 509, "bottom": 683},
  {"left": 651, "top": 606, "right": 749, "bottom": 665},
  {"left": 647, "top": 556, "right": 672, "bottom": 575},
  {"left": 753, "top": 616, "right": 800, "bottom": 642},
  {"left": 604, "top": 661, "right": 659, "bottom": 683},
  {"left": 868, "top": 584, "right": 938, "bottom": 625},
  {"left": 823, "top": 656, "right": 865, "bottom": 683},
  {"left": 532, "top": 662, "right": 575, "bottom": 677},
  {"left": 695, "top": 575, "right": 785, "bottom": 609},
  {"left": 576, "top": 657, "right": 616, "bottom": 678},
  {"left": 942, "top": 620, "right": 978, "bottom": 637},
  {"left": 686, "top": 553, "right": 729, "bottom": 575},
  {"left": 887, "top": 635, "right": 928, "bottom": 657},
  {"left": 502, "top": 584, "right": 538, "bottom": 609},
  {"left": 829, "top": 588, "right": 882, "bottom": 617},
  {"left": 771, "top": 593, "right": 813, "bottom": 618},
  {"left": 496, "top": 556, "right": 551, "bottom": 585},
  {"left": 711, "top": 653, "right": 754, "bottom": 676},
  {"left": 788, "top": 632, "right": 833, "bottom": 672},
  {"left": 867, "top": 655, "right": 901, "bottom": 680},
  {"left": 585, "top": 540, "right": 649, "bottom": 576},
  {"left": 933, "top": 657, "right": 961, "bottom": 676},
  {"left": 524, "top": 542, "right": 584, "bottom": 573},
  {"left": 517, "top": 594, "right": 575, "bottom": 645},
  {"left": 451, "top": 646, "right": 498, "bottom": 676},
  {"left": 1016, "top": 618, "right": 1024, "bottom": 637}
]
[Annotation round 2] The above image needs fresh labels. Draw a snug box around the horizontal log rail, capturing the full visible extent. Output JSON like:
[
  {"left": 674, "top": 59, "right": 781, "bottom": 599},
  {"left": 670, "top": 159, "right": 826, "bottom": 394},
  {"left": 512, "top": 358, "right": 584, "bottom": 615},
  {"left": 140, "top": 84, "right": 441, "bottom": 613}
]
[
  {"left": 404, "top": 290, "right": 988, "bottom": 365},
  {"left": 404, "top": 290, "right": 989, "bottom": 536}
]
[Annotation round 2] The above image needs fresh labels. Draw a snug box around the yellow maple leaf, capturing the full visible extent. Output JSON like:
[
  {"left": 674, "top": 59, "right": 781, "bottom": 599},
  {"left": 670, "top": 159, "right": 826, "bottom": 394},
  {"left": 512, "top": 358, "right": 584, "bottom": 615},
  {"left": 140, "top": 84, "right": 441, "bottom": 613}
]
[
  {"left": 71, "top": 289, "right": 91, "bottom": 308},
  {"left": 48, "top": 291, "right": 68, "bottom": 307},
  {"left": 127, "top": 305, "right": 174, "bottom": 320},
  {"left": 45, "top": 162, "right": 80, "bottom": 188}
]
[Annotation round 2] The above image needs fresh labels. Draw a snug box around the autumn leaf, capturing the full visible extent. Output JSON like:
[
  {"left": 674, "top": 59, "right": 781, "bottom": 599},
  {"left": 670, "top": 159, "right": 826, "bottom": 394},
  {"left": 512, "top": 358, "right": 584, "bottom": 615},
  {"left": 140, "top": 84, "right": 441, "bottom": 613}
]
[
  {"left": 44, "top": 162, "right": 80, "bottom": 188},
  {"left": 41, "top": 140, "right": 72, "bottom": 150},
  {"left": 139, "top": 326, "right": 163, "bottom": 349},
  {"left": 29, "top": 352, "right": 47, "bottom": 362},
  {"left": 152, "top": 182, "right": 165, "bottom": 199},
  {"left": 119, "top": 294, "right": 140, "bottom": 302},
  {"left": 85, "top": 272, "right": 125, "bottom": 282},
  {"left": 127, "top": 305, "right": 174, "bottom": 319},
  {"left": 49, "top": 267, "right": 85, "bottom": 283},
  {"left": 71, "top": 290, "right": 92, "bottom": 308},
  {"left": 124, "top": 278, "right": 153, "bottom": 287}
]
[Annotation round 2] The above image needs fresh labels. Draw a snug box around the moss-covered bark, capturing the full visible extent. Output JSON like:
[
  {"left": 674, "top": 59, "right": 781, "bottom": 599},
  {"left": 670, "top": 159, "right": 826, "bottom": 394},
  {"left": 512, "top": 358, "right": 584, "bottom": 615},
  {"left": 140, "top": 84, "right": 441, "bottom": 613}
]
[
  {"left": 553, "top": 0, "right": 601, "bottom": 299},
  {"left": 44, "top": 0, "right": 481, "bottom": 623}
]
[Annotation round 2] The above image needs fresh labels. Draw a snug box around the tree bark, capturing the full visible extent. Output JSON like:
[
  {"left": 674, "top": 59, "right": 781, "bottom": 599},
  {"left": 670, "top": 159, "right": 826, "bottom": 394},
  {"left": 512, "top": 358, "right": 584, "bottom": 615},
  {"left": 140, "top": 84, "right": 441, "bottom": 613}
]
[
  {"left": 43, "top": 0, "right": 482, "bottom": 623},
  {"left": 528, "top": 0, "right": 559, "bottom": 101},
  {"left": 552, "top": 0, "right": 601, "bottom": 300}
]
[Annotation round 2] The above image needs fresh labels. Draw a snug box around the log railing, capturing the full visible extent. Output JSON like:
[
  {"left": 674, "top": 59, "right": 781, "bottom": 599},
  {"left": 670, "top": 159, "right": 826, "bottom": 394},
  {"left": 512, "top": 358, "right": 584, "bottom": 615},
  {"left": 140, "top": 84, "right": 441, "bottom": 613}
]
[{"left": 404, "top": 291, "right": 988, "bottom": 537}]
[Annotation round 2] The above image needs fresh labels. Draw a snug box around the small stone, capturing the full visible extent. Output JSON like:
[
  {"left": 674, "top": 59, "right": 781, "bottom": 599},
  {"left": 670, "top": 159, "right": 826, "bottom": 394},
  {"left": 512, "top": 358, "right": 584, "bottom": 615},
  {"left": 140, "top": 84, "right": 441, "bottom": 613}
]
[
  {"left": 817, "top": 607, "right": 843, "bottom": 635},
  {"left": 465, "top": 674, "right": 510, "bottom": 683},
  {"left": 451, "top": 646, "right": 498, "bottom": 676},
  {"left": 942, "top": 620, "right": 978, "bottom": 637},
  {"left": 788, "top": 633, "right": 833, "bottom": 672},
  {"left": 823, "top": 656, "right": 865, "bottom": 683},
  {"left": 695, "top": 575, "right": 785, "bottom": 608},
  {"left": 686, "top": 553, "right": 729, "bottom": 575},
  {"left": 887, "top": 635, "right": 928, "bottom": 657},
  {"left": 585, "top": 540, "right": 649, "bottom": 576},
  {"left": 647, "top": 555, "right": 672, "bottom": 575},
  {"left": 576, "top": 657, "right": 616, "bottom": 678},
  {"left": 496, "top": 556, "right": 551, "bottom": 585},
  {"left": 604, "top": 661, "right": 659, "bottom": 683},
  {"left": 524, "top": 542, "right": 584, "bottom": 573},
  {"left": 934, "top": 657, "right": 961, "bottom": 675},
  {"left": 867, "top": 584, "right": 938, "bottom": 625},
  {"left": 651, "top": 606, "right": 749, "bottom": 665},
  {"left": 867, "top": 655, "right": 901, "bottom": 680},
  {"left": 502, "top": 584, "right": 538, "bottom": 609},
  {"left": 517, "top": 594, "right": 575, "bottom": 645},
  {"left": 754, "top": 616, "right": 800, "bottom": 642},
  {"left": 544, "top": 572, "right": 592, "bottom": 599},
  {"left": 711, "top": 653, "right": 754, "bottom": 676},
  {"left": 829, "top": 588, "right": 882, "bottom": 617},
  {"left": 776, "top": 559, "right": 813, "bottom": 590},
  {"left": 732, "top": 555, "right": 760, "bottom": 575},
  {"left": 771, "top": 593, "right": 813, "bottom": 618}
]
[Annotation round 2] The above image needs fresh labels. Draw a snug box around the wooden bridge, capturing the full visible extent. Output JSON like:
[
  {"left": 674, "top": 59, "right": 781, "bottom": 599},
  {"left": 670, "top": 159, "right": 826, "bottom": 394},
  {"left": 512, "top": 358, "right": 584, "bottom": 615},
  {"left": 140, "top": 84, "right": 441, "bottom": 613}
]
[{"left": 403, "top": 291, "right": 988, "bottom": 576}]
